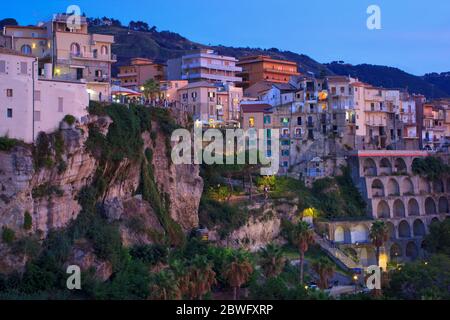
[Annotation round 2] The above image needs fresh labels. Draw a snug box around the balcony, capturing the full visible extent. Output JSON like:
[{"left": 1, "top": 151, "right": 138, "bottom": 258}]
[
  {"left": 71, "top": 52, "right": 117, "bottom": 62},
  {"left": 117, "top": 71, "right": 138, "bottom": 78},
  {"left": 182, "top": 62, "right": 242, "bottom": 73}
]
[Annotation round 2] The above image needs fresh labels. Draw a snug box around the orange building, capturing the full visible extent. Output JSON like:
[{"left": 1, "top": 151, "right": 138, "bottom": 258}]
[
  {"left": 236, "top": 55, "right": 300, "bottom": 89},
  {"left": 117, "top": 57, "right": 166, "bottom": 91}
]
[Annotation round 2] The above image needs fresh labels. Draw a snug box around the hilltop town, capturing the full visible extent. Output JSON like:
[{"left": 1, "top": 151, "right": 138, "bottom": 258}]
[{"left": 0, "top": 14, "right": 449, "bottom": 300}]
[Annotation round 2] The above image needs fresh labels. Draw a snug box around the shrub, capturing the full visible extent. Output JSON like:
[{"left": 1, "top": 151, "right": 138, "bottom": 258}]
[
  {"left": 129, "top": 244, "right": 168, "bottom": 265},
  {"left": 23, "top": 211, "right": 32, "bottom": 230},
  {"left": 0, "top": 136, "right": 20, "bottom": 151},
  {"left": 63, "top": 115, "right": 76, "bottom": 126},
  {"left": 1, "top": 227, "right": 15, "bottom": 244}
]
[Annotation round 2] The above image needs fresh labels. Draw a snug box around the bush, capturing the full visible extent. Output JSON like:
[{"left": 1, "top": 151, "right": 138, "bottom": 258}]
[
  {"left": 129, "top": 244, "right": 168, "bottom": 265},
  {"left": 63, "top": 114, "right": 76, "bottom": 126},
  {"left": 412, "top": 157, "right": 450, "bottom": 180},
  {"left": 23, "top": 211, "right": 32, "bottom": 230},
  {"left": 1, "top": 227, "right": 15, "bottom": 244},
  {"left": 0, "top": 136, "right": 20, "bottom": 151}
]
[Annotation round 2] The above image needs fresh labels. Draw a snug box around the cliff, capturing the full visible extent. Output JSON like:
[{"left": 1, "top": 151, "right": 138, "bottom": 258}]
[{"left": 0, "top": 104, "right": 203, "bottom": 274}]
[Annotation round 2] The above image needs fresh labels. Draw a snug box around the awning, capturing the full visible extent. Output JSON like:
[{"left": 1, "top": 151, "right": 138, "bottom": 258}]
[{"left": 111, "top": 85, "right": 142, "bottom": 96}]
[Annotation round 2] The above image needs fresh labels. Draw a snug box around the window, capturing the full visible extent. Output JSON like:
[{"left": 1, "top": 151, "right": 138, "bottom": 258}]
[
  {"left": 0, "top": 60, "right": 5, "bottom": 73},
  {"left": 191, "top": 92, "right": 197, "bottom": 99},
  {"left": 101, "top": 45, "right": 108, "bottom": 55},
  {"left": 95, "top": 70, "right": 102, "bottom": 77},
  {"left": 58, "top": 97, "right": 64, "bottom": 113},
  {"left": 297, "top": 116, "right": 302, "bottom": 125},
  {"left": 70, "top": 43, "right": 81, "bottom": 56},
  {"left": 20, "top": 62, "right": 27, "bottom": 74},
  {"left": 34, "top": 111, "right": 41, "bottom": 122},
  {"left": 281, "top": 117, "right": 289, "bottom": 124},
  {"left": 207, "top": 91, "right": 215, "bottom": 98},
  {"left": 281, "top": 150, "right": 290, "bottom": 157},
  {"left": 6, "top": 89, "right": 13, "bottom": 97},
  {"left": 340, "top": 87, "right": 345, "bottom": 94},
  {"left": 7, "top": 108, "right": 12, "bottom": 118},
  {"left": 249, "top": 117, "right": 255, "bottom": 128},
  {"left": 264, "top": 115, "right": 271, "bottom": 124},
  {"left": 34, "top": 90, "right": 41, "bottom": 101},
  {"left": 21, "top": 45, "right": 32, "bottom": 55}
]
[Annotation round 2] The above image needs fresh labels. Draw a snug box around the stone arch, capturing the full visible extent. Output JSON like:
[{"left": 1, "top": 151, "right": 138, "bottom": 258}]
[
  {"left": 371, "top": 179, "right": 385, "bottom": 197},
  {"left": 334, "top": 226, "right": 344, "bottom": 243},
  {"left": 386, "top": 221, "right": 396, "bottom": 240},
  {"left": 377, "top": 201, "right": 390, "bottom": 218},
  {"left": 438, "top": 197, "right": 449, "bottom": 214},
  {"left": 413, "top": 219, "right": 426, "bottom": 237},
  {"left": 394, "top": 158, "right": 407, "bottom": 174},
  {"left": 398, "top": 220, "right": 411, "bottom": 238},
  {"left": 350, "top": 224, "right": 369, "bottom": 243},
  {"left": 401, "top": 177, "right": 414, "bottom": 195},
  {"left": 390, "top": 243, "right": 402, "bottom": 260},
  {"left": 387, "top": 179, "right": 400, "bottom": 196},
  {"left": 433, "top": 179, "right": 444, "bottom": 193},
  {"left": 407, "top": 198, "right": 420, "bottom": 216},
  {"left": 393, "top": 199, "right": 406, "bottom": 218},
  {"left": 406, "top": 242, "right": 419, "bottom": 260},
  {"left": 359, "top": 247, "right": 377, "bottom": 266},
  {"left": 379, "top": 158, "right": 392, "bottom": 175},
  {"left": 363, "top": 158, "right": 377, "bottom": 176},
  {"left": 419, "top": 178, "right": 431, "bottom": 194},
  {"left": 425, "top": 197, "right": 437, "bottom": 215}
]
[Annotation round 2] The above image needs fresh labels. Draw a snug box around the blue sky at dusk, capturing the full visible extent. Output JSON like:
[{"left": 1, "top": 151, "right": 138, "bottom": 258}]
[{"left": 4, "top": 0, "right": 450, "bottom": 75}]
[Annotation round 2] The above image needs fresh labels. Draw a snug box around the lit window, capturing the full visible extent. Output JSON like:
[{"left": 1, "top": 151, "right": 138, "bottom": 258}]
[{"left": 249, "top": 117, "right": 255, "bottom": 128}]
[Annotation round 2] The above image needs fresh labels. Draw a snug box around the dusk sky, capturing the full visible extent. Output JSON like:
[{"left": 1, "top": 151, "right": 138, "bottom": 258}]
[{"left": 4, "top": 0, "right": 450, "bottom": 75}]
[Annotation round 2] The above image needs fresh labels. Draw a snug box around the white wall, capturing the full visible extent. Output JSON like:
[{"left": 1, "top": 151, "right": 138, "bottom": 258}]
[{"left": 0, "top": 53, "right": 34, "bottom": 143}]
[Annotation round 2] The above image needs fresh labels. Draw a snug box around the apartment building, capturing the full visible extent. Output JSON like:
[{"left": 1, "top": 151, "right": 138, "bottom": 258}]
[
  {"left": 167, "top": 49, "right": 242, "bottom": 84},
  {"left": 236, "top": 55, "right": 300, "bottom": 90},
  {"left": 0, "top": 48, "right": 88, "bottom": 143},
  {"left": 159, "top": 80, "right": 188, "bottom": 105},
  {"left": 117, "top": 58, "right": 166, "bottom": 91},
  {"left": 3, "top": 14, "right": 115, "bottom": 101},
  {"left": 352, "top": 82, "right": 404, "bottom": 150},
  {"left": 177, "top": 81, "right": 243, "bottom": 125},
  {"left": 399, "top": 92, "right": 419, "bottom": 150},
  {"left": 422, "top": 101, "right": 449, "bottom": 150}
]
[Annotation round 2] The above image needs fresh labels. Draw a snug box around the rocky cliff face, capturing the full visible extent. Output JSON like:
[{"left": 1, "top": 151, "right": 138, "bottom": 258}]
[{"left": 0, "top": 111, "right": 203, "bottom": 273}]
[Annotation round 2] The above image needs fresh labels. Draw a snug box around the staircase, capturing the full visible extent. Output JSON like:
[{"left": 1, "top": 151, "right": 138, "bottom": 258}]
[{"left": 313, "top": 233, "right": 362, "bottom": 271}]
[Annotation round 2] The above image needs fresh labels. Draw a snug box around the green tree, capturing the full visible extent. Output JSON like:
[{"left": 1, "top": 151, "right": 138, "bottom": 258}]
[
  {"left": 422, "top": 219, "right": 450, "bottom": 256},
  {"left": 142, "top": 79, "right": 160, "bottom": 104},
  {"left": 311, "top": 257, "right": 335, "bottom": 290},
  {"left": 223, "top": 251, "right": 254, "bottom": 300},
  {"left": 291, "top": 221, "right": 315, "bottom": 285},
  {"left": 259, "top": 243, "right": 285, "bottom": 278},
  {"left": 369, "top": 221, "right": 389, "bottom": 267},
  {"left": 148, "top": 270, "right": 180, "bottom": 300}
]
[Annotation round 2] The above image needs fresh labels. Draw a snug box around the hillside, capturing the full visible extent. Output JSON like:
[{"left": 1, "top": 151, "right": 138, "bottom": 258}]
[
  {"left": 326, "top": 62, "right": 449, "bottom": 98},
  {"left": 88, "top": 24, "right": 329, "bottom": 76}
]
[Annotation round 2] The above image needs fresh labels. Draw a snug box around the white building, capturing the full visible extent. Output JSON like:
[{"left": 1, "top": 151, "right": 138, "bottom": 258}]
[
  {"left": 0, "top": 48, "right": 88, "bottom": 143},
  {"left": 167, "top": 49, "right": 242, "bottom": 84}
]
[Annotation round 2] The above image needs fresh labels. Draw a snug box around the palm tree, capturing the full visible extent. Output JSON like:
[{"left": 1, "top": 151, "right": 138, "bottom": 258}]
[
  {"left": 369, "top": 221, "right": 389, "bottom": 268},
  {"left": 311, "top": 258, "right": 335, "bottom": 290},
  {"left": 223, "top": 252, "right": 254, "bottom": 300},
  {"left": 259, "top": 243, "right": 285, "bottom": 278},
  {"left": 142, "top": 79, "right": 160, "bottom": 105},
  {"left": 188, "top": 255, "right": 217, "bottom": 300},
  {"left": 149, "top": 270, "right": 180, "bottom": 300},
  {"left": 291, "top": 221, "right": 315, "bottom": 285}
]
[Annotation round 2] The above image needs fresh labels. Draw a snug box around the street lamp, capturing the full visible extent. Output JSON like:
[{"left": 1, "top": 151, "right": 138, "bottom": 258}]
[{"left": 353, "top": 274, "right": 358, "bottom": 294}]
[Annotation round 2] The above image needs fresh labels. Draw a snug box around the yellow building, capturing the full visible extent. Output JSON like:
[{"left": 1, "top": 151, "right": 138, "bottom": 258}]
[{"left": 3, "top": 14, "right": 115, "bottom": 101}]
